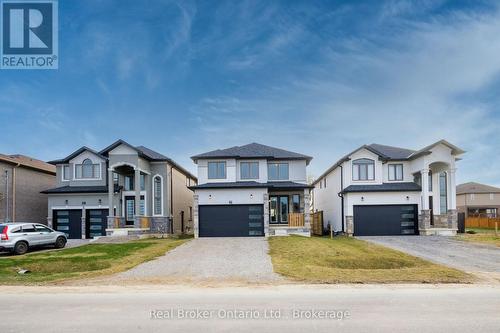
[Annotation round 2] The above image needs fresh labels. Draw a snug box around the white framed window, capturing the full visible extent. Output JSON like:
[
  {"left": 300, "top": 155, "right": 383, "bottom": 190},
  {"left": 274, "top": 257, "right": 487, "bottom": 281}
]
[
  {"left": 268, "top": 163, "right": 289, "bottom": 180},
  {"left": 352, "top": 159, "right": 374, "bottom": 181},
  {"left": 75, "top": 159, "right": 100, "bottom": 179},
  {"left": 62, "top": 165, "right": 70, "bottom": 181},
  {"left": 153, "top": 175, "right": 163, "bottom": 216},
  {"left": 388, "top": 164, "right": 403, "bottom": 181},
  {"left": 240, "top": 162, "right": 259, "bottom": 179},
  {"left": 490, "top": 193, "right": 495, "bottom": 200},
  {"left": 208, "top": 161, "right": 226, "bottom": 179}
]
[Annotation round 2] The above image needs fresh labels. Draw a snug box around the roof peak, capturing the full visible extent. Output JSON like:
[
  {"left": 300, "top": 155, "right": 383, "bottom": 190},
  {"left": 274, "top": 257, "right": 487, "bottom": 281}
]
[{"left": 191, "top": 142, "right": 312, "bottom": 164}]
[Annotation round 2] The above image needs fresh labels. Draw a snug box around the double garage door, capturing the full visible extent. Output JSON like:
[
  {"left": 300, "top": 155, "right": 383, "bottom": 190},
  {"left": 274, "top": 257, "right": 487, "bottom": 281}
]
[
  {"left": 353, "top": 205, "right": 418, "bottom": 236},
  {"left": 53, "top": 209, "right": 108, "bottom": 239},
  {"left": 199, "top": 205, "right": 264, "bottom": 237}
]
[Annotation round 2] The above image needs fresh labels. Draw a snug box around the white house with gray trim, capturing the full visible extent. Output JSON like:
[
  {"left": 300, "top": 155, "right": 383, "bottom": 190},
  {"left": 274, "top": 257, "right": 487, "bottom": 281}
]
[
  {"left": 190, "top": 143, "right": 313, "bottom": 238},
  {"left": 42, "top": 140, "right": 197, "bottom": 239},
  {"left": 312, "top": 140, "right": 464, "bottom": 236}
]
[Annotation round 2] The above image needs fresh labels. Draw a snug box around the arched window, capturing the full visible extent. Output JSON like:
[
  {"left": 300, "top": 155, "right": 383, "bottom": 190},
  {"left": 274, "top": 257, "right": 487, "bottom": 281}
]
[
  {"left": 82, "top": 159, "right": 93, "bottom": 178},
  {"left": 75, "top": 158, "right": 99, "bottom": 179},
  {"left": 153, "top": 175, "right": 163, "bottom": 216},
  {"left": 352, "top": 158, "right": 375, "bottom": 181}
]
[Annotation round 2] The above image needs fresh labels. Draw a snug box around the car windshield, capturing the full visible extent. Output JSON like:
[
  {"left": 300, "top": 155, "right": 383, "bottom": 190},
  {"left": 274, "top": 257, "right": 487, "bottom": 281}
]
[{"left": 0, "top": 226, "right": 5, "bottom": 233}]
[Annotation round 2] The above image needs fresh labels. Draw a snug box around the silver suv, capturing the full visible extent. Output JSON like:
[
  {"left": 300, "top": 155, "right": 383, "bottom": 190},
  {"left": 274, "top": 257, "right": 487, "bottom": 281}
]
[{"left": 0, "top": 223, "right": 67, "bottom": 255}]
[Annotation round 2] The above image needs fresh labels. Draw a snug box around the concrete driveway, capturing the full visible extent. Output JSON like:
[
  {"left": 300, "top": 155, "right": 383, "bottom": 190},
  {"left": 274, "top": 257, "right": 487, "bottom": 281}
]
[
  {"left": 114, "top": 237, "right": 283, "bottom": 284},
  {"left": 359, "top": 236, "right": 500, "bottom": 274}
]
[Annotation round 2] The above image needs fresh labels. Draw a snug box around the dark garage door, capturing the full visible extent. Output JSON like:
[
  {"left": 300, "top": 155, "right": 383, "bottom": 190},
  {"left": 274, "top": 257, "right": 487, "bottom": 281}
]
[
  {"left": 86, "top": 209, "right": 108, "bottom": 238},
  {"left": 199, "top": 205, "right": 264, "bottom": 237},
  {"left": 53, "top": 209, "right": 82, "bottom": 239},
  {"left": 353, "top": 205, "right": 418, "bottom": 236}
]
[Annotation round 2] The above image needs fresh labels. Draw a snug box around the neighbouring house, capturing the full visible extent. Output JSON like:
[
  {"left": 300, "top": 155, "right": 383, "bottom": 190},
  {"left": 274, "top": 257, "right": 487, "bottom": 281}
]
[
  {"left": 190, "top": 143, "right": 313, "bottom": 237},
  {"left": 312, "top": 140, "right": 464, "bottom": 236},
  {"left": 41, "top": 140, "right": 197, "bottom": 239},
  {"left": 0, "top": 154, "right": 56, "bottom": 223},
  {"left": 457, "top": 182, "right": 500, "bottom": 218}
]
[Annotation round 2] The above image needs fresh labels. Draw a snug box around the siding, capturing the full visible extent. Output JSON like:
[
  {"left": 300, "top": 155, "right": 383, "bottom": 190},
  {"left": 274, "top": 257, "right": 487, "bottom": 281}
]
[{"left": 0, "top": 161, "right": 56, "bottom": 223}]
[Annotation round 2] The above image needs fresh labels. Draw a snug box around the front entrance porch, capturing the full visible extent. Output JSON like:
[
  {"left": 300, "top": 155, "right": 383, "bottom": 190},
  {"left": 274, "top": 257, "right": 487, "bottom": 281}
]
[
  {"left": 105, "top": 162, "right": 171, "bottom": 237},
  {"left": 267, "top": 189, "right": 311, "bottom": 237},
  {"left": 416, "top": 161, "right": 458, "bottom": 236}
]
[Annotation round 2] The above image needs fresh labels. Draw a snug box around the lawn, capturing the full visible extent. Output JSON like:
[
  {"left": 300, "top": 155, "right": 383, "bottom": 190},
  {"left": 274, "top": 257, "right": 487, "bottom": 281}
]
[
  {"left": 268, "top": 236, "right": 473, "bottom": 283},
  {"left": 456, "top": 228, "right": 500, "bottom": 247},
  {"left": 0, "top": 237, "right": 190, "bottom": 285}
]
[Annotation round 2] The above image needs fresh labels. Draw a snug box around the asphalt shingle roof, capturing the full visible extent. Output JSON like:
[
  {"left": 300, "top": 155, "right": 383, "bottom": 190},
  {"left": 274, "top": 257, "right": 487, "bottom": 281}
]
[
  {"left": 367, "top": 144, "right": 415, "bottom": 160},
  {"left": 342, "top": 182, "right": 422, "bottom": 193},
  {"left": 41, "top": 185, "right": 121, "bottom": 194},
  {"left": 189, "top": 181, "right": 312, "bottom": 190},
  {"left": 191, "top": 143, "right": 312, "bottom": 164},
  {"left": 457, "top": 182, "right": 500, "bottom": 194}
]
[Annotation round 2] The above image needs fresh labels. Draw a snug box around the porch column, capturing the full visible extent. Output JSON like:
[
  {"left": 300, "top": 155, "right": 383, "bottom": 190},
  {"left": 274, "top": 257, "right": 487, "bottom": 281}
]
[
  {"left": 447, "top": 168, "right": 457, "bottom": 210},
  {"left": 107, "top": 168, "right": 114, "bottom": 229},
  {"left": 263, "top": 193, "right": 269, "bottom": 237},
  {"left": 193, "top": 194, "right": 199, "bottom": 238},
  {"left": 419, "top": 168, "right": 431, "bottom": 231},
  {"left": 303, "top": 189, "right": 311, "bottom": 232},
  {"left": 420, "top": 169, "right": 429, "bottom": 210},
  {"left": 447, "top": 168, "right": 458, "bottom": 231},
  {"left": 134, "top": 168, "right": 141, "bottom": 228}
]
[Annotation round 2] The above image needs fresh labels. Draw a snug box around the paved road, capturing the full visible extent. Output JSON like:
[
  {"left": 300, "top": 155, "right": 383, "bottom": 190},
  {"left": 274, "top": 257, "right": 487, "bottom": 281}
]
[
  {"left": 115, "top": 237, "right": 282, "bottom": 283},
  {"left": 358, "top": 236, "right": 500, "bottom": 273},
  {"left": 1, "top": 285, "right": 498, "bottom": 333}
]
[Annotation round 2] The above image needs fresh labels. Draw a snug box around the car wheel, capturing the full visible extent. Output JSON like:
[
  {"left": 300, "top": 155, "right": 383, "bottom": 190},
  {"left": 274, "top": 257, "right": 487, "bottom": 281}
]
[
  {"left": 14, "top": 241, "right": 29, "bottom": 255},
  {"left": 54, "top": 236, "right": 67, "bottom": 249}
]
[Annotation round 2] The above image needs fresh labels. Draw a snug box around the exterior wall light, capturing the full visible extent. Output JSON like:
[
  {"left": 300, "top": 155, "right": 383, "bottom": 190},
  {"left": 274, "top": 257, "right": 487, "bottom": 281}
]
[{"left": 361, "top": 196, "right": 364, "bottom": 201}]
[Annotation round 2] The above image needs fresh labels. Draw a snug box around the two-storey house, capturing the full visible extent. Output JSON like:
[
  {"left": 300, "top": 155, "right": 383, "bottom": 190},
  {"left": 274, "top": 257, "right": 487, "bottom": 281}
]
[
  {"left": 42, "top": 140, "right": 197, "bottom": 239},
  {"left": 190, "top": 143, "right": 313, "bottom": 237},
  {"left": 313, "top": 140, "right": 464, "bottom": 236}
]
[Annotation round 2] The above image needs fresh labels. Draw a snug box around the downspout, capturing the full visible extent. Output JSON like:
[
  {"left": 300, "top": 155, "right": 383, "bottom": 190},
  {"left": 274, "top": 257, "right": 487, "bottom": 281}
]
[
  {"left": 4, "top": 170, "right": 8, "bottom": 223},
  {"left": 170, "top": 165, "right": 174, "bottom": 234},
  {"left": 337, "top": 165, "right": 345, "bottom": 233},
  {"left": 12, "top": 163, "right": 20, "bottom": 222}
]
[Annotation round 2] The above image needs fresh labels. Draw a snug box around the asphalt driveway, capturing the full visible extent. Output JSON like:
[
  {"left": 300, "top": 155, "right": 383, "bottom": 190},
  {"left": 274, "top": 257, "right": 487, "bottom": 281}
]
[
  {"left": 359, "top": 236, "right": 500, "bottom": 274},
  {"left": 115, "top": 237, "right": 283, "bottom": 283}
]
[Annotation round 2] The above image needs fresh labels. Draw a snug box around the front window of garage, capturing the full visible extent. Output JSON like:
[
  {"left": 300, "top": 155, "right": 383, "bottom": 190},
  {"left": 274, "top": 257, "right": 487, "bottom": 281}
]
[
  {"left": 208, "top": 161, "right": 226, "bottom": 179},
  {"left": 352, "top": 159, "right": 374, "bottom": 181}
]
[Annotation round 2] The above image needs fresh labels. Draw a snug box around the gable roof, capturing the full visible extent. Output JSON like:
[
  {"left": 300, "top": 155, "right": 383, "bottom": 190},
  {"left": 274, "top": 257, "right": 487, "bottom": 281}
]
[
  {"left": 457, "top": 182, "right": 500, "bottom": 195},
  {"left": 0, "top": 154, "right": 56, "bottom": 175},
  {"left": 50, "top": 139, "right": 196, "bottom": 181},
  {"left": 47, "top": 146, "right": 106, "bottom": 165},
  {"left": 312, "top": 139, "right": 464, "bottom": 185},
  {"left": 408, "top": 139, "right": 465, "bottom": 159},
  {"left": 191, "top": 143, "right": 313, "bottom": 165}
]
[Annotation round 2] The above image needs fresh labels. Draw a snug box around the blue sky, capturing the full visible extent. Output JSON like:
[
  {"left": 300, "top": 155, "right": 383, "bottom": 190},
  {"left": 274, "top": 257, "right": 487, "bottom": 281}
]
[{"left": 1, "top": 0, "right": 500, "bottom": 185}]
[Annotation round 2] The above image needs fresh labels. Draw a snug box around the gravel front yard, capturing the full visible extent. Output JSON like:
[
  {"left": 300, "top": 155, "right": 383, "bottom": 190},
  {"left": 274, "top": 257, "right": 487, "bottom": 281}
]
[{"left": 115, "top": 237, "right": 283, "bottom": 283}]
